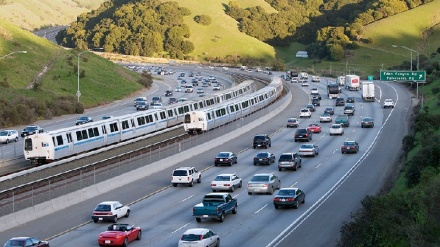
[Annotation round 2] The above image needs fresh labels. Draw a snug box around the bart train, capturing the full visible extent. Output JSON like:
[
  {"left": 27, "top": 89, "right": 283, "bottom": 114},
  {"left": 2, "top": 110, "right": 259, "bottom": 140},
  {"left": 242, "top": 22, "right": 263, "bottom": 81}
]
[{"left": 24, "top": 81, "right": 256, "bottom": 164}]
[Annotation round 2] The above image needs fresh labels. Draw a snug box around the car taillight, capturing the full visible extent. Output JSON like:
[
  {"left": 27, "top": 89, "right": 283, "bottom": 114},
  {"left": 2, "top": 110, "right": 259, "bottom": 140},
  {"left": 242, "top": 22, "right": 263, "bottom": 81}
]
[
  {"left": 187, "top": 176, "right": 190, "bottom": 181},
  {"left": 274, "top": 198, "right": 280, "bottom": 202},
  {"left": 224, "top": 184, "right": 230, "bottom": 186},
  {"left": 263, "top": 184, "right": 269, "bottom": 187},
  {"left": 200, "top": 235, "right": 203, "bottom": 240},
  {"left": 288, "top": 198, "right": 295, "bottom": 201},
  {"left": 211, "top": 183, "right": 216, "bottom": 186}
]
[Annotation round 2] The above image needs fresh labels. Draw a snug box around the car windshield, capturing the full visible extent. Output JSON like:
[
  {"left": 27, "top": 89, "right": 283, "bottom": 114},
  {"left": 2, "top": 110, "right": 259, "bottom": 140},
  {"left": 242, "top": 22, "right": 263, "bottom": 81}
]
[
  {"left": 214, "top": 176, "right": 231, "bottom": 181},
  {"left": 181, "top": 234, "right": 202, "bottom": 241},
  {"left": 217, "top": 153, "right": 230, "bottom": 158},
  {"left": 363, "top": 117, "right": 372, "bottom": 121},
  {"left": 344, "top": 142, "right": 355, "bottom": 146},
  {"left": 173, "top": 170, "right": 188, "bottom": 176},
  {"left": 78, "top": 117, "right": 88, "bottom": 120},
  {"left": 251, "top": 175, "right": 270, "bottom": 182},
  {"left": 24, "top": 127, "right": 37, "bottom": 131},
  {"left": 332, "top": 125, "right": 341, "bottom": 129},
  {"left": 278, "top": 190, "right": 296, "bottom": 196},
  {"left": 94, "top": 204, "right": 111, "bottom": 211},
  {"left": 256, "top": 153, "right": 269, "bottom": 158},
  {"left": 279, "top": 155, "right": 292, "bottom": 161},
  {"left": 254, "top": 136, "right": 265, "bottom": 140},
  {"left": 288, "top": 119, "right": 297, "bottom": 122},
  {"left": 301, "top": 109, "right": 308, "bottom": 112},
  {"left": 301, "top": 144, "right": 313, "bottom": 149}
]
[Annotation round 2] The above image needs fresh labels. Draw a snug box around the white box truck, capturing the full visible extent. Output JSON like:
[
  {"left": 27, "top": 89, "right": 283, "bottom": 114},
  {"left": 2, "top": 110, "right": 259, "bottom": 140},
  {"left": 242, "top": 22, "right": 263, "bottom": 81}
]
[
  {"left": 345, "top": 75, "right": 360, "bottom": 91},
  {"left": 362, "top": 81, "right": 375, "bottom": 102},
  {"left": 336, "top": 76, "right": 345, "bottom": 86}
]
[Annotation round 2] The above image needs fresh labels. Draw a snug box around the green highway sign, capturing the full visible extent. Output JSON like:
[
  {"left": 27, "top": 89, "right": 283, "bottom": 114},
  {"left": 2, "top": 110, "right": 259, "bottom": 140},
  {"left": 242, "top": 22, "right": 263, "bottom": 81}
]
[
  {"left": 368, "top": 75, "right": 374, "bottom": 80},
  {"left": 380, "top": 70, "right": 426, "bottom": 81}
]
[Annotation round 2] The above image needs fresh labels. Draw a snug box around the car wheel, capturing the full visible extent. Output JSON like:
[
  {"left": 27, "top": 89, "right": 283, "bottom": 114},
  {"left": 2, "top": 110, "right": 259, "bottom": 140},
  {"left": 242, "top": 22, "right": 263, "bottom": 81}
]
[
  {"left": 248, "top": 192, "right": 252, "bottom": 195},
  {"left": 274, "top": 205, "right": 279, "bottom": 209},
  {"left": 253, "top": 146, "right": 256, "bottom": 149},
  {"left": 172, "top": 183, "right": 177, "bottom": 187},
  {"left": 293, "top": 165, "right": 298, "bottom": 171},
  {"left": 122, "top": 238, "right": 129, "bottom": 247},
  {"left": 278, "top": 168, "right": 282, "bottom": 171},
  {"left": 232, "top": 204, "right": 237, "bottom": 214},
  {"left": 294, "top": 202, "right": 299, "bottom": 209},
  {"left": 215, "top": 163, "right": 218, "bottom": 167},
  {"left": 189, "top": 180, "right": 194, "bottom": 187},
  {"left": 15, "top": 137, "right": 18, "bottom": 142},
  {"left": 197, "top": 176, "right": 201, "bottom": 183},
  {"left": 212, "top": 189, "right": 216, "bottom": 192},
  {"left": 136, "top": 230, "right": 142, "bottom": 240},
  {"left": 93, "top": 219, "right": 98, "bottom": 223},
  {"left": 230, "top": 186, "right": 235, "bottom": 192},
  {"left": 113, "top": 215, "right": 118, "bottom": 223},
  {"left": 235, "top": 158, "right": 238, "bottom": 164},
  {"left": 216, "top": 239, "right": 220, "bottom": 247},
  {"left": 239, "top": 181, "right": 242, "bottom": 188},
  {"left": 219, "top": 213, "right": 225, "bottom": 222},
  {"left": 229, "top": 161, "right": 232, "bottom": 166},
  {"left": 302, "top": 197, "right": 305, "bottom": 204},
  {"left": 124, "top": 210, "right": 130, "bottom": 218},
  {"left": 196, "top": 218, "right": 201, "bottom": 223},
  {"left": 269, "top": 187, "right": 274, "bottom": 195},
  {"left": 5, "top": 139, "right": 9, "bottom": 144},
  {"left": 330, "top": 133, "right": 332, "bottom": 136}
]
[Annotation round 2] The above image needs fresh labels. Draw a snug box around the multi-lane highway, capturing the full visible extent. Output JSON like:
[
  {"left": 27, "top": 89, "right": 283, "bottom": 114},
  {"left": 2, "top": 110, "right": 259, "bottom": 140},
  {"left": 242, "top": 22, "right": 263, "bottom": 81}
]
[{"left": 0, "top": 74, "right": 412, "bottom": 246}]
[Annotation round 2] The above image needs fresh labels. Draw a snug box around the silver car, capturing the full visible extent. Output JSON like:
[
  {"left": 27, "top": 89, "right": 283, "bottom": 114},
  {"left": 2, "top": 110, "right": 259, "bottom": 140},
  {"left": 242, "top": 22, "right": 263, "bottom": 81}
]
[
  {"left": 0, "top": 130, "right": 19, "bottom": 144},
  {"left": 247, "top": 173, "right": 281, "bottom": 195},
  {"left": 178, "top": 228, "right": 220, "bottom": 247}
]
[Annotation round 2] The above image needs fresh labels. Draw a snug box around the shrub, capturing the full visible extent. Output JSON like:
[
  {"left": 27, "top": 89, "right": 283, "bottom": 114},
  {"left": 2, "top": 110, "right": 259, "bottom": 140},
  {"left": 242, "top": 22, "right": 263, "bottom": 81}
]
[{"left": 194, "top": 15, "right": 212, "bottom": 26}]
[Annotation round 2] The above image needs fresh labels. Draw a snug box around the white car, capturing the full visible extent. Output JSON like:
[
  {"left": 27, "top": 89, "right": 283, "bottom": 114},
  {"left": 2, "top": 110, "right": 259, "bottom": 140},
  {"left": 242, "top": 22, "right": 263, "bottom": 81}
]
[
  {"left": 384, "top": 99, "right": 395, "bottom": 108},
  {"left": 133, "top": 97, "right": 147, "bottom": 106},
  {"left": 311, "top": 76, "right": 320, "bottom": 82},
  {"left": 196, "top": 88, "right": 204, "bottom": 94},
  {"left": 171, "top": 167, "right": 201, "bottom": 187},
  {"left": 210, "top": 173, "right": 243, "bottom": 192},
  {"left": 178, "top": 228, "right": 220, "bottom": 247},
  {"left": 311, "top": 88, "right": 319, "bottom": 94},
  {"left": 0, "top": 130, "right": 19, "bottom": 144},
  {"left": 91, "top": 201, "right": 130, "bottom": 223},
  {"left": 301, "top": 80, "right": 309, "bottom": 87},
  {"left": 319, "top": 113, "right": 332, "bottom": 123},
  {"left": 299, "top": 108, "right": 312, "bottom": 118},
  {"left": 185, "top": 85, "right": 194, "bottom": 93},
  {"left": 329, "top": 124, "right": 344, "bottom": 136},
  {"left": 151, "top": 102, "right": 163, "bottom": 109},
  {"left": 212, "top": 83, "right": 221, "bottom": 90},
  {"left": 175, "top": 86, "right": 183, "bottom": 92},
  {"left": 298, "top": 144, "right": 319, "bottom": 157}
]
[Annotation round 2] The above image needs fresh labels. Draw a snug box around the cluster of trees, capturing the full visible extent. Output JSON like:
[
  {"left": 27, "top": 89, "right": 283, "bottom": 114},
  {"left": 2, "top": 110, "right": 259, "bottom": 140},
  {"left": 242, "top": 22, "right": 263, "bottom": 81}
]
[
  {"left": 194, "top": 15, "right": 212, "bottom": 26},
  {"left": 57, "top": 0, "right": 195, "bottom": 60},
  {"left": 339, "top": 50, "right": 440, "bottom": 246}
]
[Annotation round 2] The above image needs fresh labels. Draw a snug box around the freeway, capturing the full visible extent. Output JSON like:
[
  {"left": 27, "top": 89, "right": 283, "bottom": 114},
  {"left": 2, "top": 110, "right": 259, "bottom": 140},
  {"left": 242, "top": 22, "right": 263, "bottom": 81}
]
[{"left": 0, "top": 77, "right": 412, "bottom": 246}]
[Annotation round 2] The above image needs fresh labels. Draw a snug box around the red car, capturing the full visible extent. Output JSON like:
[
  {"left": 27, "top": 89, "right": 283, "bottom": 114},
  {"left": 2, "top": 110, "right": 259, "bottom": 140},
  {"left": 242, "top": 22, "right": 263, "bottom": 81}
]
[
  {"left": 341, "top": 141, "right": 359, "bottom": 154},
  {"left": 98, "top": 224, "right": 142, "bottom": 247},
  {"left": 307, "top": 123, "right": 321, "bottom": 133}
]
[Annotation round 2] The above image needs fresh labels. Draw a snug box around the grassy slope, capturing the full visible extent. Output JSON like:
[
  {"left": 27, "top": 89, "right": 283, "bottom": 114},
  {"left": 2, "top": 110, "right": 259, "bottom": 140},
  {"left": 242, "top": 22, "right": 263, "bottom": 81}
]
[
  {"left": 0, "top": 0, "right": 105, "bottom": 31},
  {"left": 0, "top": 19, "right": 142, "bottom": 109}
]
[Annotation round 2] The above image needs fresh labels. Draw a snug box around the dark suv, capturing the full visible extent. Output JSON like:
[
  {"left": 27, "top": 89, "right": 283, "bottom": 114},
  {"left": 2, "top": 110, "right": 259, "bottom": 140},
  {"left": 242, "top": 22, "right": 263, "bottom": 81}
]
[
  {"left": 336, "top": 97, "right": 345, "bottom": 106},
  {"left": 253, "top": 134, "right": 271, "bottom": 149},
  {"left": 294, "top": 128, "right": 312, "bottom": 142},
  {"left": 278, "top": 153, "right": 302, "bottom": 171},
  {"left": 21, "top": 126, "right": 44, "bottom": 137}
]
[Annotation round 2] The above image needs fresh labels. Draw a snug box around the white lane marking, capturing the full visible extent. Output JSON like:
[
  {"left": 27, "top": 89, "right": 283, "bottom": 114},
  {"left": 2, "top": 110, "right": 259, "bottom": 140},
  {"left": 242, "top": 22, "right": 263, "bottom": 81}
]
[
  {"left": 290, "top": 182, "right": 298, "bottom": 187},
  {"left": 315, "top": 163, "right": 322, "bottom": 168},
  {"left": 333, "top": 149, "right": 337, "bottom": 153},
  {"left": 179, "top": 195, "right": 194, "bottom": 203},
  {"left": 171, "top": 223, "right": 190, "bottom": 234},
  {"left": 255, "top": 204, "right": 268, "bottom": 214}
]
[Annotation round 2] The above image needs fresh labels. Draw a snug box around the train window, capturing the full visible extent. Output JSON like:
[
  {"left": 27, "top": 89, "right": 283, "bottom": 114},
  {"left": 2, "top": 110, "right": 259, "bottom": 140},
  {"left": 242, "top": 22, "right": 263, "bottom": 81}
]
[
  {"left": 110, "top": 123, "right": 118, "bottom": 132},
  {"left": 226, "top": 93, "right": 231, "bottom": 100},
  {"left": 235, "top": 104, "right": 239, "bottom": 111},
  {"left": 147, "top": 115, "right": 153, "bottom": 123},
  {"left": 184, "top": 114, "right": 191, "bottom": 123},
  {"left": 93, "top": 127, "right": 99, "bottom": 136},
  {"left": 24, "top": 139, "right": 32, "bottom": 151},
  {"left": 207, "top": 112, "right": 211, "bottom": 120},
  {"left": 160, "top": 112, "right": 166, "bottom": 119},
  {"left": 167, "top": 110, "right": 173, "bottom": 118},
  {"left": 199, "top": 102, "right": 204, "bottom": 108},
  {"left": 242, "top": 101, "right": 249, "bottom": 108},
  {"left": 67, "top": 133, "right": 72, "bottom": 143},
  {"left": 215, "top": 96, "right": 220, "bottom": 103},
  {"left": 122, "top": 120, "right": 129, "bottom": 130},
  {"left": 88, "top": 128, "right": 95, "bottom": 138},
  {"left": 56, "top": 135, "right": 63, "bottom": 146},
  {"left": 193, "top": 103, "right": 198, "bottom": 110},
  {"left": 184, "top": 105, "right": 190, "bottom": 113},
  {"left": 131, "top": 119, "right": 135, "bottom": 127},
  {"left": 154, "top": 113, "right": 158, "bottom": 121},
  {"left": 102, "top": 126, "right": 107, "bottom": 134},
  {"left": 229, "top": 105, "right": 235, "bottom": 112},
  {"left": 82, "top": 130, "right": 88, "bottom": 139},
  {"left": 239, "top": 89, "right": 243, "bottom": 94},
  {"left": 76, "top": 131, "right": 83, "bottom": 141},
  {"left": 178, "top": 107, "right": 184, "bottom": 115},
  {"left": 137, "top": 116, "right": 145, "bottom": 126},
  {"left": 52, "top": 137, "right": 56, "bottom": 147}
]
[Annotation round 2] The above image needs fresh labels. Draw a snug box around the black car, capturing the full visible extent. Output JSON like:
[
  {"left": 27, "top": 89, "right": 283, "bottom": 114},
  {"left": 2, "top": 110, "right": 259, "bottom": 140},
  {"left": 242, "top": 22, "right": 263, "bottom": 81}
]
[
  {"left": 75, "top": 116, "right": 93, "bottom": 125},
  {"left": 361, "top": 117, "right": 374, "bottom": 128},
  {"left": 165, "top": 90, "right": 173, "bottom": 96},
  {"left": 311, "top": 97, "right": 320, "bottom": 106},
  {"left": 311, "top": 92, "right": 321, "bottom": 100},
  {"left": 306, "top": 104, "right": 315, "bottom": 112},
  {"left": 150, "top": 96, "right": 162, "bottom": 105},
  {"left": 294, "top": 128, "right": 312, "bottom": 142},
  {"left": 335, "top": 97, "right": 345, "bottom": 106},
  {"left": 346, "top": 96, "right": 355, "bottom": 103},
  {"left": 168, "top": 97, "right": 177, "bottom": 104},
  {"left": 21, "top": 125, "right": 44, "bottom": 137},
  {"left": 4, "top": 237, "right": 49, "bottom": 247},
  {"left": 214, "top": 152, "right": 238, "bottom": 166},
  {"left": 324, "top": 107, "right": 335, "bottom": 115},
  {"left": 273, "top": 188, "right": 305, "bottom": 209},
  {"left": 253, "top": 134, "right": 271, "bottom": 149},
  {"left": 253, "top": 152, "right": 276, "bottom": 166}
]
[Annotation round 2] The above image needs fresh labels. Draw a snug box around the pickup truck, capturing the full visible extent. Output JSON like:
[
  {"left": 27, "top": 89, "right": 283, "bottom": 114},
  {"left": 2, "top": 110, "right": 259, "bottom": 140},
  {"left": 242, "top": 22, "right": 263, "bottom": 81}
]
[{"left": 193, "top": 193, "right": 237, "bottom": 222}]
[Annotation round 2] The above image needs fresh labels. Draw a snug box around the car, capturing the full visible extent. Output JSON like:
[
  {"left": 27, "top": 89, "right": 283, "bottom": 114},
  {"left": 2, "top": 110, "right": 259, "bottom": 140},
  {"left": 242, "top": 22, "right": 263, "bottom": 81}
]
[
  {"left": 336, "top": 97, "right": 345, "bottom": 106},
  {"left": 168, "top": 97, "right": 178, "bottom": 104},
  {"left": 171, "top": 167, "right": 202, "bottom": 187},
  {"left": 311, "top": 76, "right": 320, "bottom": 82},
  {"left": 346, "top": 96, "right": 355, "bottom": 103},
  {"left": 324, "top": 107, "right": 334, "bottom": 115},
  {"left": 278, "top": 152, "right": 302, "bottom": 171},
  {"left": 361, "top": 117, "right": 374, "bottom": 128},
  {"left": 178, "top": 228, "right": 220, "bottom": 247},
  {"left": 319, "top": 113, "right": 332, "bottom": 123},
  {"left": 286, "top": 118, "right": 299, "bottom": 128},
  {"left": 21, "top": 125, "right": 44, "bottom": 137},
  {"left": 343, "top": 105, "right": 355, "bottom": 115},
  {"left": 178, "top": 98, "right": 187, "bottom": 102},
  {"left": 150, "top": 96, "right": 162, "bottom": 105},
  {"left": 133, "top": 97, "right": 147, "bottom": 106},
  {"left": 165, "top": 90, "right": 173, "bottom": 96},
  {"left": 212, "top": 83, "right": 221, "bottom": 90},
  {"left": 301, "top": 80, "right": 309, "bottom": 86},
  {"left": 341, "top": 141, "right": 360, "bottom": 154},
  {"left": 185, "top": 85, "right": 194, "bottom": 93},
  {"left": 311, "top": 92, "right": 321, "bottom": 100},
  {"left": 180, "top": 79, "right": 187, "bottom": 84},
  {"left": 210, "top": 173, "right": 242, "bottom": 192},
  {"left": 307, "top": 123, "right": 321, "bottom": 133},
  {"left": 214, "top": 152, "right": 237, "bottom": 166},
  {"left": 75, "top": 116, "right": 93, "bottom": 125},
  {"left": 311, "top": 97, "right": 320, "bottom": 106},
  {"left": 299, "top": 108, "right": 312, "bottom": 118},
  {"left": 253, "top": 152, "right": 276, "bottom": 166},
  {"left": 151, "top": 102, "right": 163, "bottom": 108},
  {"left": 253, "top": 134, "right": 271, "bottom": 149},
  {"left": 98, "top": 224, "right": 142, "bottom": 247},
  {"left": 136, "top": 101, "right": 149, "bottom": 111},
  {"left": 311, "top": 88, "right": 319, "bottom": 94},
  {"left": 102, "top": 116, "right": 113, "bottom": 120},
  {"left": 0, "top": 130, "right": 19, "bottom": 144},
  {"left": 196, "top": 88, "right": 204, "bottom": 94},
  {"left": 335, "top": 114, "right": 350, "bottom": 127},
  {"left": 247, "top": 173, "right": 281, "bottom": 195},
  {"left": 294, "top": 128, "right": 312, "bottom": 142},
  {"left": 3, "top": 237, "right": 49, "bottom": 247},
  {"left": 273, "top": 188, "right": 306, "bottom": 209},
  {"left": 91, "top": 201, "right": 130, "bottom": 223},
  {"left": 175, "top": 86, "right": 183, "bottom": 92},
  {"left": 298, "top": 143, "right": 319, "bottom": 157},
  {"left": 329, "top": 124, "right": 344, "bottom": 136},
  {"left": 384, "top": 99, "right": 395, "bottom": 108},
  {"left": 306, "top": 104, "right": 315, "bottom": 112}
]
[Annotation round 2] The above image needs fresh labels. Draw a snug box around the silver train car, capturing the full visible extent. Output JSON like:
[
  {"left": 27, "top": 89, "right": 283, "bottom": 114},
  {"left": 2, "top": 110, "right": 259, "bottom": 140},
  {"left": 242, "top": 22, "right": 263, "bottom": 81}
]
[
  {"left": 183, "top": 77, "right": 283, "bottom": 134},
  {"left": 23, "top": 81, "right": 256, "bottom": 164}
]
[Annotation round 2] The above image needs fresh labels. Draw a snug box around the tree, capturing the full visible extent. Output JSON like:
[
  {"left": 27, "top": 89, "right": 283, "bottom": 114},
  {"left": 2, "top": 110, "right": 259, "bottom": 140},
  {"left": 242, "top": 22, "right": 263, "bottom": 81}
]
[{"left": 328, "top": 43, "right": 344, "bottom": 61}]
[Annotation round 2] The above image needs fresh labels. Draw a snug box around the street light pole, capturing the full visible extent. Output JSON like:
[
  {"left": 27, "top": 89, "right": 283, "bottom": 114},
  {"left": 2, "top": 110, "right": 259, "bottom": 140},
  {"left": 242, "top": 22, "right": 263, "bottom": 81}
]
[
  {"left": 77, "top": 51, "right": 87, "bottom": 103},
  {"left": 0, "top": 50, "right": 27, "bottom": 60},
  {"left": 392, "top": 45, "right": 421, "bottom": 99}
]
